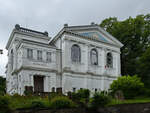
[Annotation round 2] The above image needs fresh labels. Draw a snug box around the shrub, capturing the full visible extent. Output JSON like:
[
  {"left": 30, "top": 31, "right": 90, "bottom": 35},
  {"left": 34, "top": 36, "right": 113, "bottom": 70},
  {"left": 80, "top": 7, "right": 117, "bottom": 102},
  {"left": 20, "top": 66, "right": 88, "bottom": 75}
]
[
  {"left": 110, "top": 75, "right": 144, "bottom": 99},
  {"left": 0, "top": 96, "right": 11, "bottom": 113},
  {"left": 142, "top": 88, "right": 150, "bottom": 97},
  {"left": 71, "top": 89, "right": 90, "bottom": 107},
  {"left": 48, "top": 92, "right": 62, "bottom": 100},
  {"left": 50, "top": 96, "right": 76, "bottom": 109},
  {"left": 12, "top": 93, "right": 22, "bottom": 98},
  {"left": 30, "top": 100, "right": 45, "bottom": 108},
  {"left": 72, "top": 89, "right": 90, "bottom": 101},
  {"left": 90, "top": 91, "right": 111, "bottom": 108}
]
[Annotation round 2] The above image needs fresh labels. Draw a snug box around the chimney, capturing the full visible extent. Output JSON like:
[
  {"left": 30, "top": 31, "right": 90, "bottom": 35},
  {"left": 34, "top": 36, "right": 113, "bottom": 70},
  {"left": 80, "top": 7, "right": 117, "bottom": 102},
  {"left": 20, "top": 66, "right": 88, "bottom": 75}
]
[{"left": 64, "top": 23, "right": 68, "bottom": 27}]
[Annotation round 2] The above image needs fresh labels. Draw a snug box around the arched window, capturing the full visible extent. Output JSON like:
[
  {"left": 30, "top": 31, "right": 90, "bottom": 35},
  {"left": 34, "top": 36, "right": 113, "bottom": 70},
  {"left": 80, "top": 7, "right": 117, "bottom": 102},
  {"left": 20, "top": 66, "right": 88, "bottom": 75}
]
[
  {"left": 90, "top": 49, "right": 98, "bottom": 65},
  {"left": 71, "top": 44, "right": 81, "bottom": 62},
  {"left": 107, "top": 52, "right": 113, "bottom": 68}
]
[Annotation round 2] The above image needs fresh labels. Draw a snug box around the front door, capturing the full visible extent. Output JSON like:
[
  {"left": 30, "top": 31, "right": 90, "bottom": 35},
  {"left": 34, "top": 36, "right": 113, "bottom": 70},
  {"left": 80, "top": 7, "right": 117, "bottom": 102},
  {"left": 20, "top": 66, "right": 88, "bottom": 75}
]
[{"left": 34, "top": 76, "right": 44, "bottom": 92}]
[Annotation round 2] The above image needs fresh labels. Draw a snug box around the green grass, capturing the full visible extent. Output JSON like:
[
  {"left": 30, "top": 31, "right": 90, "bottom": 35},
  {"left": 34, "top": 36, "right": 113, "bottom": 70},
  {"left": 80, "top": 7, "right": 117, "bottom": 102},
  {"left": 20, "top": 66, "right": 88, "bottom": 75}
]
[
  {"left": 3, "top": 94, "right": 150, "bottom": 110},
  {"left": 107, "top": 97, "right": 150, "bottom": 106},
  {"left": 5, "top": 95, "right": 51, "bottom": 110},
  {"left": 4, "top": 94, "right": 76, "bottom": 110}
]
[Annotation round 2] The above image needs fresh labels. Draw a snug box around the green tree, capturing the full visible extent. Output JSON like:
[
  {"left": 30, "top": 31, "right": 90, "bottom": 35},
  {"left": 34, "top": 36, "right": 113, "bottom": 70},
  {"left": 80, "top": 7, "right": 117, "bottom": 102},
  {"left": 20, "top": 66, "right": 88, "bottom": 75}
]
[
  {"left": 138, "top": 47, "right": 150, "bottom": 88},
  {"left": 110, "top": 75, "right": 144, "bottom": 99},
  {"left": 100, "top": 14, "right": 150, "bottom": 76}
]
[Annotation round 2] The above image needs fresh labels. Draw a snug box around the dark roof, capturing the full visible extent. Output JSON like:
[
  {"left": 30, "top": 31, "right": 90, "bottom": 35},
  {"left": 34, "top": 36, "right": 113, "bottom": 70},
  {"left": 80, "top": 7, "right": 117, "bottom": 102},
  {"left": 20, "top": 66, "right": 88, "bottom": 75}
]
[{"left": 15, "top": 24, "right": 49, "bottom": 36}]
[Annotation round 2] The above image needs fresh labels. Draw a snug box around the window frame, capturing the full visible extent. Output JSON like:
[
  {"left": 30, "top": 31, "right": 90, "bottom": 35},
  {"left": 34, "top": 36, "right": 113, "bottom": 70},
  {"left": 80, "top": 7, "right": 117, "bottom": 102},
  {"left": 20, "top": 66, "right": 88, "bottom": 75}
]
[
  {"left": 27, "top": 49, "right": 33, "bottom": 59},
  {"left": 90, "top": 48, "right": 98, "bottom": 65},
  {"left": 46, "top": 52, "right": 51, "bottom": 62},
  {"left": 71, "top": 44, "right": 81, "bottom": 63},
  {"left": 106, "top": 52, "right": 113, "bottom": 68},
  {"left": 37, "top": 50, "right": 42, "bottom": 61}
]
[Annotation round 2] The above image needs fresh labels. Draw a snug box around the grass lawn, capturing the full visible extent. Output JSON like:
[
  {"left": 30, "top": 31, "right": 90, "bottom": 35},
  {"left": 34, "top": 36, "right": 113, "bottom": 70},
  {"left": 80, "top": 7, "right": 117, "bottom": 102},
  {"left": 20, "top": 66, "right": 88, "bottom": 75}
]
[
  {"left": 108, "top": 97, "right": 150, "bottom": 106},
  {"left": 7, "top": 95, "right": 51, "bottom": 110},
  {"left": 3, "top": 94, "right": 150, "bottom": 110}
]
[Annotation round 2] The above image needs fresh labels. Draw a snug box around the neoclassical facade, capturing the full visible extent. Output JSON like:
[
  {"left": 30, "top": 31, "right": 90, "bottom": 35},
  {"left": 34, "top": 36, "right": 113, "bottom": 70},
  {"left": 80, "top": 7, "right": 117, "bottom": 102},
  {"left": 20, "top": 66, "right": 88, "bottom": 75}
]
[{"left": 6, "top": 23, "right": 123, "bottom": 95}]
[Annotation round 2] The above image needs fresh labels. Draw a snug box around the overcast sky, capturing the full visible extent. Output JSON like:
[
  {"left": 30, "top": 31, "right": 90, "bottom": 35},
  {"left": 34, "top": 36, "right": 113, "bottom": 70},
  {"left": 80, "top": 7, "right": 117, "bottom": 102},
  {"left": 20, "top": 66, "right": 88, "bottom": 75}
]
[{"left": 0, "top": 0, "right": 150, "bottom": 77}]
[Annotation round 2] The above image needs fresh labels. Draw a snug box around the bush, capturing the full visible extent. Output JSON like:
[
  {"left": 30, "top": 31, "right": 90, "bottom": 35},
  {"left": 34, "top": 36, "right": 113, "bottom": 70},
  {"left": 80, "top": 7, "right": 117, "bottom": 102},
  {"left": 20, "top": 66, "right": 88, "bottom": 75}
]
[
  {"left": 110, "top": 75, "right": 144, "bottom": 99},
  {"left": 48, "top": 92, "right": 62, "bottom": 100},
  {"left": 50, "top": 96, "right": 76, "bottom": 109},
  {"left": 30, "top": 100, "right": 45, "bottom": 108},
  {"left": 90, "top": 91, "right": 111, "bottom": 108},
  {"left": 71, "top": 89, "right": 90, "bottom": 107},
  {"left": 142, "top": 88, "right": 150, "bottom": 97},
  {"left": 0, "top": 96, "right": 11, "bottom": 113},
  {"left": 72, "top": 89, "right": 90, "bottom": 101}
]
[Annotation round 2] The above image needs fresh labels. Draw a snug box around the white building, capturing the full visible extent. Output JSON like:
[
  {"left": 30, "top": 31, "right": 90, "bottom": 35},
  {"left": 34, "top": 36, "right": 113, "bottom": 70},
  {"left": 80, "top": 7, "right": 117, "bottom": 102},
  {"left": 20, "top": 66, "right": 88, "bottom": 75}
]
[{"left": 6, "top": 23, "right": 123, "bottom": 95}]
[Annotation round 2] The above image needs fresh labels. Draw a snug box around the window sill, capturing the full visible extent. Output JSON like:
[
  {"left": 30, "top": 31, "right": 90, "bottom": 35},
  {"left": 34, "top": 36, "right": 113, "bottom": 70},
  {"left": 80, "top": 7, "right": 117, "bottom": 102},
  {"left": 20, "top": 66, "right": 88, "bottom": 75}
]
[
  {"left": 71, "top": 61, "right": 83, "bottom": 65},
  {"left": 106, "top": 67, "right": 115, "bottom": 70},
  {"left": 89, "top": 64, "right": 101, "bottom": 68}
]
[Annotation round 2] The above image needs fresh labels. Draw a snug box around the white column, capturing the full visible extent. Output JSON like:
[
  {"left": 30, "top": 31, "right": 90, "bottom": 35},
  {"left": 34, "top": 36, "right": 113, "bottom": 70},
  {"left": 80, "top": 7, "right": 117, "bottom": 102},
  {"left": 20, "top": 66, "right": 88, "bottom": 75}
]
[
  {"left": 101, "top": 48, "right": 106, "bottom": 75},
  {"left": 118, "top": 53, "right": 121, "bottom": 76}
]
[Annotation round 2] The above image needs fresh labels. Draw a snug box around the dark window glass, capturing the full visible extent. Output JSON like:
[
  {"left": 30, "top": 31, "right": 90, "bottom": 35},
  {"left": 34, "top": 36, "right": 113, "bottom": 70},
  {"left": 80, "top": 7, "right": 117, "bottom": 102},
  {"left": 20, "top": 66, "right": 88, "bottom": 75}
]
[
  {"left": 27, "top": 49, "right": 33, "bottom": 59},
  {"left": 71, "top": 44, "right": 81, "bottom": 62},
  {"left": 46, "top": 52, "right": 51, "bottom": 62},
  {"left": 73, "top": 88, "right": 76, "bottom": 92},
  {"left": 37, "top": 50, "right": 42, "bottom": 61},
  {"left": 95, "top": 88, "right": 97, "bottom": 92},
  {"left": 91, "top": 49, "right": 98, "bottom": 65},
  {"left": 107, "top": 52, "right": 113, "bottom": 68}
]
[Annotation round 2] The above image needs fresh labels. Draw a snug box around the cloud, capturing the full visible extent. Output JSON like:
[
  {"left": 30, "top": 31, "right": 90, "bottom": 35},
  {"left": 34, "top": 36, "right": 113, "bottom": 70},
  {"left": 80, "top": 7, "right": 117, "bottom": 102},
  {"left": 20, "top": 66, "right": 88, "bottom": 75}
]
[{"left": 0, "top": 0, "right": 150, "bottom": 76}]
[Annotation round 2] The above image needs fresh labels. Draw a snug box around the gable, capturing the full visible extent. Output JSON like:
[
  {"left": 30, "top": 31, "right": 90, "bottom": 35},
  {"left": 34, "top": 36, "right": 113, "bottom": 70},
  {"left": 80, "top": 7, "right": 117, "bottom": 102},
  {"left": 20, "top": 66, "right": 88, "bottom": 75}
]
[
  {"left": 78, "top": 31, "right": 114, "bottom": 44},
  {"left": 50, "top": 24, "right": 123, "bottom": 48},
  {"left": 74, "top": 29, "right": 120, "bottom": 47}
]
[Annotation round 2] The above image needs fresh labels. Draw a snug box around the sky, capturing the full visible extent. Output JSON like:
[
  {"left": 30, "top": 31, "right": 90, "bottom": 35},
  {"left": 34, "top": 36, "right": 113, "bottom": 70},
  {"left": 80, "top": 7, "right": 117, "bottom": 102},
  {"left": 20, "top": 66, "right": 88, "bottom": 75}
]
[{"left": 0, "top": 0, "right": 150, "bottom": 77}]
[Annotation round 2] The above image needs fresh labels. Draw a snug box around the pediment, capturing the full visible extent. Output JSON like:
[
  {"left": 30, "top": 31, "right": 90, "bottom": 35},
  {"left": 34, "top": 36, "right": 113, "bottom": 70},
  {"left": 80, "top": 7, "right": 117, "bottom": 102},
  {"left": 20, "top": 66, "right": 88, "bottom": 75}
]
[
  {"left": 78, "top": 31, "right": 114, "bottom": 44},
  {"left": 50, "top": 25, "right": 123, "bottom": 47},
  {"left": 65, "top": 25, "right": 123, "bottom": 47}
]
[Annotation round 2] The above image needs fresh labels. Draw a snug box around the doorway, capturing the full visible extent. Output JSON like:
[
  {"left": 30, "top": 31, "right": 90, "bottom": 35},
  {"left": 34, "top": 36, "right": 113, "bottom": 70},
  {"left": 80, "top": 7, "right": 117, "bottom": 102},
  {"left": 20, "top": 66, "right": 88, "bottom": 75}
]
[{"left": 34, "top": 76, "right": 44, "bottom": 92}]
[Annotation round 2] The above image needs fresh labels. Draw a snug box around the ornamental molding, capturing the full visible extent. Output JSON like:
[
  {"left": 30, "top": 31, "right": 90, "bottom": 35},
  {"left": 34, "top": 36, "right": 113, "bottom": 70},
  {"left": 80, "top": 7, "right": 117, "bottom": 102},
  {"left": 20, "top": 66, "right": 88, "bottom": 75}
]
[
  {"left": 13, "top": 66, "right": 58, "bottom": 74},
  {"left": 62, "top": 69, "right": 117, "bottom": 79}
]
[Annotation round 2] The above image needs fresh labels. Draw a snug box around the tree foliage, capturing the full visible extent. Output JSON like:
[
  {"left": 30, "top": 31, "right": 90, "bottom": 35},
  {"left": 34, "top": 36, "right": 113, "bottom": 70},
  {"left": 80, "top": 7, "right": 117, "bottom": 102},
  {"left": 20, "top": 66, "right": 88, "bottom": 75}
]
[
  {"left": 110, "top": 75, "right": 144, "bottom": 99},
  {"left": 90, "top": 91, "right": 111, "bottom": 108},
  {"left": 138, "top": 47, "right": 150, "bottom": 87},
  {"left": 100, "top": 14, "right": 150, "bottom": 87}
]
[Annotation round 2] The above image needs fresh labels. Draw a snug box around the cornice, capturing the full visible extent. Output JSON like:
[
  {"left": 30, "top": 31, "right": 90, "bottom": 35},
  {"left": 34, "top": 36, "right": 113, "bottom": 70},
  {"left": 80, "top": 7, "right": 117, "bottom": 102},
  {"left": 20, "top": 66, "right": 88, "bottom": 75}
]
[
  {"left": 64, "top": 33, "right": 121, "bottom": 53},
  {"left": 13, "top": 66, "right": 58, "bottom": 74},
  {"left": 50, "top": 25, "right": 123, "bottom": 48},
  {"left": 20, "top": 39, "right": 57, "bottom": 49},
  {"left": 63, "top": 69, "right": 117, "bottom": 79}
]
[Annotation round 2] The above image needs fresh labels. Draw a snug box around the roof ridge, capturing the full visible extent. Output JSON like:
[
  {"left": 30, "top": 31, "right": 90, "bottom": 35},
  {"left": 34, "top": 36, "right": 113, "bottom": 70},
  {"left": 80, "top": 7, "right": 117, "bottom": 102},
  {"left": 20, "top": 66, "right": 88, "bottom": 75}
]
[{"left": 15, "top": 24, "right": 49, "bottom": 36}]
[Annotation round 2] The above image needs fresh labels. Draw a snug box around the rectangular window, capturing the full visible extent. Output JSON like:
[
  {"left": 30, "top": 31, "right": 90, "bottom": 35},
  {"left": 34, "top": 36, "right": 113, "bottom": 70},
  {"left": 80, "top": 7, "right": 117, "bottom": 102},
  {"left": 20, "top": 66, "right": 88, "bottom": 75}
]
[
  {"left": 73, "top": 88, "right": 76, "bottom": 92},
  {"left": 37, "top": 50, "right": 42, "bottom": 61},
  {"left": 46, "top": 52, "right": 51, "bottom": 62},
  {"left": 95, "top": 88, "right": 97, "bottom": 92},
  {"left": 27, "top": 49, "right": 33, "bottom": 59}
]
